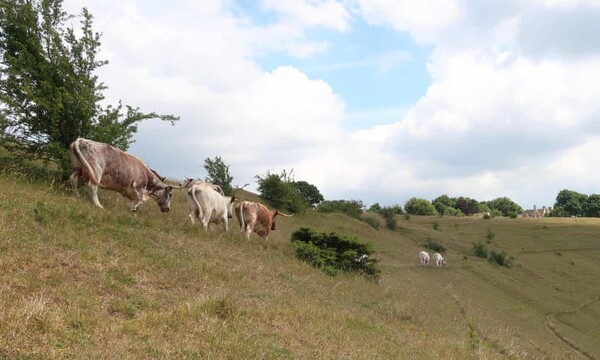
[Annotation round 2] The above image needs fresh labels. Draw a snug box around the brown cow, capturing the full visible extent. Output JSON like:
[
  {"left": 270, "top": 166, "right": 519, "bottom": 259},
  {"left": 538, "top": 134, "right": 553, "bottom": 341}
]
[
  {"left": 69, "top": 138, "right": 173, "bottom": 212},
  {"left": 234, "top": 201, "right": 293, "bottom": 239}
]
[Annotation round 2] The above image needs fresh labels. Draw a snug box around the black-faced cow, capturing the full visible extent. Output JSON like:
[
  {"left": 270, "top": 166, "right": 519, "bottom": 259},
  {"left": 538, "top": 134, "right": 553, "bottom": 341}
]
[
  {"left": 187, "top": 182, "right": 235, "bottom": 231},
  {"left": 69, "top": 138, "right": 173, "bottom": 212},
  {"left": 234, "top": 201, "right": 293, "bottom": 240}
]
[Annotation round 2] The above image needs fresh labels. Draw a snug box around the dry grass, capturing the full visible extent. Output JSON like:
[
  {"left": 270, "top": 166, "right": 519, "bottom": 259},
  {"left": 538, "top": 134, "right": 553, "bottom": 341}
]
[{"left": 1, "top": 173, "right": 599, "bottom": 359}]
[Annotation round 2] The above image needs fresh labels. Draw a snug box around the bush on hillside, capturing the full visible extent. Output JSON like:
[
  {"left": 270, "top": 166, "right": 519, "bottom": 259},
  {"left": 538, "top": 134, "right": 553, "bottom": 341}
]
[
  {"left": 378, "top": 207, "right": 397, "bottom": 230},
  {"left": 488, "top": 250, "right": 511, "bottom": 267},
  {"left": 362, "top": 216, "right": 381, "bottom": 230},
  {"left": 471, "top": 241, "right": 489, "bottom": 258},
  {"left": 423, "top": 238, "right": 446, "bottom": 253},
  {"left": 316, "top": 200, "right": 364, "bottom": 219},
  {"left": 256, "top": 170, "right": 309, "bottom": 213},
  {"left": 291, "top": 227, "right": 380, "bottom": 279}
]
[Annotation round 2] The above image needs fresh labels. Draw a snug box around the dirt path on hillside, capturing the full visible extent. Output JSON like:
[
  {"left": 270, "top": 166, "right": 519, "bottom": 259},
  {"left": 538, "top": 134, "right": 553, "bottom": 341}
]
[
  {"left": 513, "top": 247, "right": 600, "bottom": 256},
  {"left": 544, "top": 295, "right": 600, "bottom": 360}
]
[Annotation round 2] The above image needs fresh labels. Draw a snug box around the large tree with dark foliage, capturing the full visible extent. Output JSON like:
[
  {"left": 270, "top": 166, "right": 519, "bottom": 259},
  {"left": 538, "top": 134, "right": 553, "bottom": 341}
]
[
  {"left": 554, "top": 189, "right": 587, "bottom": 217},
  {"left": 293, "top": 180, "right": 324, "bottom": 207},
  {"left": 0, "top": 0, "right": 178, "bottom": 177}
]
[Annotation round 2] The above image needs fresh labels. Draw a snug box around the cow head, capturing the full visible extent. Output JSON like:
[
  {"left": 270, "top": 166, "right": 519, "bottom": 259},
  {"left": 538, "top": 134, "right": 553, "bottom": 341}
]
[
  {"left": 150, "top": 186, "right": 173, "bottom": 212},
  {"left": 179, "top": 177, "right": 195, "bottom": 188},
  {"left": 227, "top": 197, "right": 236, "bottom": 218}
]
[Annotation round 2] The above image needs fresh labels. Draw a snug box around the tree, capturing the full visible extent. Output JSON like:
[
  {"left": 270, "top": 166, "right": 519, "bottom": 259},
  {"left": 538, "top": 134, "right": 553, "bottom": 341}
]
[
  {"left": 293, "top": 180, "right": 324, "bottom": 207},
  {"left": 368, "top": 203, "right": 382, "bottom": 213},
  {"left": 0, "top": 0, "right": 178, "bottom": 177},
  {"left": 454, "top": 197, "right": 480, "bottom": 216},
  {"left": 203, "top": 156, "right": 233, "bottom": 196},
  {"left": 583, "top": 194, "right": 600, "bottom": 217},
  {"left": 404, "top": 197, "right": 437, "bottom": 216},
  {"left": 484, "top": 197, "right": 523, "bottom": 217},
  {"left": 432, "top": 194, "right": 457, "bottom": 216},
  {"left": 256, "top": 170, "right": 308, "bottom": 213},
  {"left": 554, "top": 189, "right": 587, "bottom": 217}
]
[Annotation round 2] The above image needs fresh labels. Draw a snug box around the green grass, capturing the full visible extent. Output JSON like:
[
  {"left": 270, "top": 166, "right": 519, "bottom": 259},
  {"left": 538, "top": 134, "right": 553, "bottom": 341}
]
[{"left": 1, "top": 173, "right": 600, "bottom": 359}]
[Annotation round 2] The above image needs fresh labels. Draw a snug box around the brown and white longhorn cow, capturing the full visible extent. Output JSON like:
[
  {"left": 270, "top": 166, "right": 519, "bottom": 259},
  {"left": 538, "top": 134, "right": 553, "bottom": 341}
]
[
  {"left": 69, "top": 138, "right": 173, "bottom": 212},
  {"left": 234, "top": 201, "right": 293, "bottom": 240}
]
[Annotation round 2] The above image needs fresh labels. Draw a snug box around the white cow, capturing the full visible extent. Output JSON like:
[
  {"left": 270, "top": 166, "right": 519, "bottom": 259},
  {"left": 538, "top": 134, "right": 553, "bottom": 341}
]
[
  {"left": 419, "top": 251, "right": 430, "bottom": 265},
  {"left": 187, "top": 182, "right": 235, "bottom": 231},
  {"left": 179, "top": 177, "right": 224, "bottom": 195},
  {"left": 433, "top": 252, "right": 447, "bottom": 266}
]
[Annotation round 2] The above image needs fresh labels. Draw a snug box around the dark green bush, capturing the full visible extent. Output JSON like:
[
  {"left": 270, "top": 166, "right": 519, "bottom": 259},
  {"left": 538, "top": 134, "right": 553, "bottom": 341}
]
[
  {"left": 432, "top": 221, "right": 439, "bottom": 230},
  {"left": 471, "top": 241, "right": 489, "bottom": 258},
  {"left": 378, "top": 207, "right": 397, "bottom": 230},
  {"left": 423, "top": 238, "right": 446, "bottom": 253},
  {"left": 486, "top": 228, "right": 495, "bottom": 241},
  {"left": 488, "top": 250, "right": 511, "bottom": 267},
  {"left": 291, "top": 227, "right": 380, "bottom": 279}
]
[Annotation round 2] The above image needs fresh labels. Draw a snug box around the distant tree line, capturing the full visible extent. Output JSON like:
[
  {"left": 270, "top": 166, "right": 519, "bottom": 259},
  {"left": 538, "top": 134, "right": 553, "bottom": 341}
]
[{"left": 551, "top": 189, "right": 600, "bottom": 217}]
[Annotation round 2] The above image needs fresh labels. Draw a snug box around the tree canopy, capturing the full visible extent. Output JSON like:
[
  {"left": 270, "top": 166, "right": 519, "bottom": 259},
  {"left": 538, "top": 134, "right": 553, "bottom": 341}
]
[
  {"left": 0, "top": 0, "right": 178, "bottom": 177},
  {"left": 203, "top": 156, "right": 233, "bottom": 196}
]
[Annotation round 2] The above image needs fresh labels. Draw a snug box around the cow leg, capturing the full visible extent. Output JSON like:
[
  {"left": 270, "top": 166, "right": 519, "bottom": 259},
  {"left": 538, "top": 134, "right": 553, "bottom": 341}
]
[
  {"left": 244, "top": 225, "right": 252, "bottom": 240},
  {"left": 130, "top": 186, "right": 145, "bottom": 212},
  {"left": 87, "top": 182, "right": 104, "bottom": 209},
  {"left": 223, "top": 217, "right": 229, "bottom": 232},
  {"left": 69, "top": 169, "right": 81, "bottom": 196}
]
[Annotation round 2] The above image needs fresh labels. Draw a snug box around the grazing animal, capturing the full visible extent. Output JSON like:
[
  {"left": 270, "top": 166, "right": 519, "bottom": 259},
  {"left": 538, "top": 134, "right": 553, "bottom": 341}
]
[
  {"left": 69, "top": 138, "right": 173, "bottom": 212},
  {"left": 234, "top": 201, "right": 293, "bottom": 240},
  {"left": 179, "top": 177, "right": 224, "bottom": 195},
  {"left": 419, "top": 251, "right": 430, "bottom": 265},
  {"left": 187, "top": 182, "right": 235, "bottom": 231},
  {"left": 433, "top": 252, "right": 447, "bottom": 266}
]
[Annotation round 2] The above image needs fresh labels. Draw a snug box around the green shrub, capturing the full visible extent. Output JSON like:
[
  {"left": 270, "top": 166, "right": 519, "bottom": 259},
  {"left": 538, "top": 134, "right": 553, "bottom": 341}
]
[
  {"left": 362, "top": 216, "right": 380, "bottom": 230},
  {"left": 404, "top": 214, "right": 410, "bottom": 221},
  {"left": 317, "top": 200, "right": 364, "bottom": 219},
  {"left": 423, "top": 238, "right": 446, "bottom": 253},
  {"left": 486, "top": 228, "right": 495, "bottom": 241},
  {"left": 291, "top": 227, "right": 380, "bottom": 279},
  {"left": 488, "top": 250, "right": 511, "bottom": 267},
  {"left": 471, "top": 241, "right": 489, "bottom": 258},
  {"left": 432, "top": 221, "right": 439, "bottom": 230},
  {"left": 378, "top": 207, "right": 397, "bottom": 230},
  {"left": 256, "top": 171, "right": 308, "bottom": 213}
]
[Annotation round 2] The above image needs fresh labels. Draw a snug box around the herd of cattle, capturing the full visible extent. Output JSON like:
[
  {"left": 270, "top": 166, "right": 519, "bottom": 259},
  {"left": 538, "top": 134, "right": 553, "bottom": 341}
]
[
  {"left": 68, "top": 138, "right": 292, "bottom": 239},
  {"left": 68, "top": 137, "right": 451, "bottom": 266}
]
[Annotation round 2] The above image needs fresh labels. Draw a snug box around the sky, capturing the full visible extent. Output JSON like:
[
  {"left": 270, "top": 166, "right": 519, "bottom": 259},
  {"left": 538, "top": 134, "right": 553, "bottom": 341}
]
[{"left": 62, "top": 0, "right": 600, "bottom": 209}]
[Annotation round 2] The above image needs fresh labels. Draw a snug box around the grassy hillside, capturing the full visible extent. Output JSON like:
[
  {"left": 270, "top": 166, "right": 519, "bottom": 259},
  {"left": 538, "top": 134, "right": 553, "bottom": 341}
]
[{"left": 0, "top": 173, "right": 599, "bottom": 359}]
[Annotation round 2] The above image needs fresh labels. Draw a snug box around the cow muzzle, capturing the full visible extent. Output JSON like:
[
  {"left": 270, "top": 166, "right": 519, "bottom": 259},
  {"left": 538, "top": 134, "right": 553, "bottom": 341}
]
[{"left": 161, "top": 207, "right": 170, "bottom": 213}]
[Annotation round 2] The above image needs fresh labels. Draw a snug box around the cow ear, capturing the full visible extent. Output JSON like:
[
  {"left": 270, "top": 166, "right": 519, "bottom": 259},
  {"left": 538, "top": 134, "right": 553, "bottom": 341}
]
[{"left": 230, "top": 196, "right": 236, "bottom": 203}]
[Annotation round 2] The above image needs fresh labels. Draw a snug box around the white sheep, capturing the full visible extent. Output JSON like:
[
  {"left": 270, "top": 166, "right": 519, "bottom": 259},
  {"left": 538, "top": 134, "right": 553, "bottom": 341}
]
[
  {"left": 432, "top": 252, "right": 447, "bottom": 266},
  {"left": 418, "top": 251, "right": 430, "bottom": 265}
]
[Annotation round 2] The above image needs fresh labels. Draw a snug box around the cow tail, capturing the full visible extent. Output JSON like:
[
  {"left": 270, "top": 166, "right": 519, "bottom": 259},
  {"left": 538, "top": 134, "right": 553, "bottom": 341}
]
[
  {"left": 239, "top": 202, "right": 246, "bottom": 231},
  {"left": 191, "top": 186, "right": 203, "bottom": 220},
  {"left": 73, "top": 138, "right": 100, "bottom": 185}
]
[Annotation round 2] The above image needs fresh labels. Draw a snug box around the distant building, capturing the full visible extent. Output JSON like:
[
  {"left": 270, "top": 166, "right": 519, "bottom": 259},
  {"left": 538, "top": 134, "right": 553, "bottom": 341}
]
[{"left": 522, "top": 205, "right": 552, "bottom": 218}]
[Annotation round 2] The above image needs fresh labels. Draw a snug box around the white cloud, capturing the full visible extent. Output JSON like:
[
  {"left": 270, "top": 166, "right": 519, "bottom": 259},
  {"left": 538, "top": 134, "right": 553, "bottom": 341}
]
[{"left": 261, "top": 0, "right": 351, "bottom": 32}]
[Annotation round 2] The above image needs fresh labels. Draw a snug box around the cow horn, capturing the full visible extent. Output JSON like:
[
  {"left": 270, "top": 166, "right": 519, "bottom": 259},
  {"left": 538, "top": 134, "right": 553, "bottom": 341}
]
[{"left": 276, "top": 211, "right": 294, "bottom": 217}]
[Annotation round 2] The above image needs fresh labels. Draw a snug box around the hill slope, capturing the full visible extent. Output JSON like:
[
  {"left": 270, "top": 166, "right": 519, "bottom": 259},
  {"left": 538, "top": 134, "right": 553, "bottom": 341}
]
[{"left": 0, "top": 174, "right": 599, "bottom": 359}]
